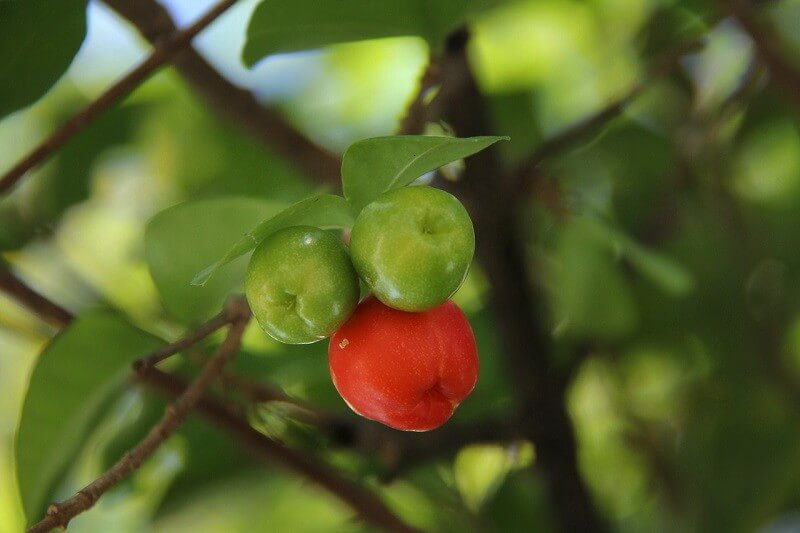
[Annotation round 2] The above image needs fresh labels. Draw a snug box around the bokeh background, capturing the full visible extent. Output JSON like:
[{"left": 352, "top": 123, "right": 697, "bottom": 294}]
[{"left": 3, "top": 0, "right": 800, "bottom": 531}]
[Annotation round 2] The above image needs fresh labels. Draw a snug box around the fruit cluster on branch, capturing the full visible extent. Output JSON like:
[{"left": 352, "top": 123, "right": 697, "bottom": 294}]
[{"left": 245, "top": 185, "right": 480, "bottom": 431}]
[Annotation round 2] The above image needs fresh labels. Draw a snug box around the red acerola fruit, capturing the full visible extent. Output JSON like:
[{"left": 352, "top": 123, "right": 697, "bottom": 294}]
[{"left": 328, "top": 296, "right": 479, "bottom": 431}]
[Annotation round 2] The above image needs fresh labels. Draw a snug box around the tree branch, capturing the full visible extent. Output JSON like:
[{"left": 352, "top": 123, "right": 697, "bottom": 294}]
[
  {"left": 721, "top": 0, "right": 800, "bottom": 113},
  {"left": 397, "top": 56, "right": 441, "bottom": 135},
  {"left": 429, "top": 29, "right": 608, "bottom": 532},
  {"left": 0, "top": 0, "right": 238, "bottom": 196},
  {"left": 137, "top": 367, "right": 419, "bottom": 533},
  {"left": 0, "top": 265, "right": 73, "bottom": 327},
  {"left": 27, "top": 303, "right": 250, "bottom": 533},
  {"left": 132, "top": 308, "right": 236, "bottom": 371},
  {"left": 102, "top": 0, "right": 341, "bottom": 187},
  {"left": 512, "top": 39, "right": 703, "bottom": 191}
]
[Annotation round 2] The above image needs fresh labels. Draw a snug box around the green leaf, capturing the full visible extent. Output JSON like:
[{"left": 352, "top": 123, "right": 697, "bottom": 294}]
[
  {"left": 15, "top": 312, "right": 162, "bottom": 524},
  {"left": 590, "top": 222, "right": 695, "bottom": 297},
  {"left": 243, "top": 0, "right": 419, "bottom": 66},
  {"left": 100, "top": 385, "right": 262, "bottom": 516},
  {"left": 0, "top": 102, "right": 147, "bottom": 252},
  {"left": 146, "top": 197, "right": 283, "bottom": 324},
  {"left": 625, "top": 243, "right": 695, "bottom": 296},
  {"left": 342, "top": 135, "right": 507, "bottom": 213},
  {"left": 153, "top": 472, "right": 361, "bottom": 532},
  {"left": 242, "top": 0, "right": 504, "bottom": 66},
  {"left": 191, "top": 194, "right": 354, "bottom": 287},
  {"left": 454, "top": 443, "right": 534, "bottom": 511},
  {"left": 551, "top": 219, "right": 638, "bottom": 340},
  {"left": 637, "top": 5, "right": 707, "bottom": 61},
  {"left": 0, "top": 0, "right": 88, "bottom": 118}
]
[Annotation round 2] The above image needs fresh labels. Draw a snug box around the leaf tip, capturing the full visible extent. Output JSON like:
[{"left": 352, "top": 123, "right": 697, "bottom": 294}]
[{"left": 190, "top": 264, "right": 217, "bottom": 287}]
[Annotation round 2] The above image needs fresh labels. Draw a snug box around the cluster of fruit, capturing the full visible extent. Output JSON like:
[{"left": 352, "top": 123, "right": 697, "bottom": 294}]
[{"left": 244, "top": 186, "right": 480, "bottom": 431}]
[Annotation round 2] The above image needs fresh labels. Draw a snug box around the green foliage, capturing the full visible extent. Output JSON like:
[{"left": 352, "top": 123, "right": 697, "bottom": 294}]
[
  {"left": 146, "top": 197, "right": 283, "bottom": 324},
  {"left": 5, "top": 0, "right": 800, "bottom": 530},
  {"left": 483, "top": 470, "right": 555, "bottom": 531},
  {"left": 454, "top": 442, "right": 533, "bottom": 511},
  {"left": 100, "top": 387, "right": 263, "bottom": 518},
  {"left": 341, "top": 135, "right": 507, "bottom": 213},
  {"left": 0, "top": 0, "right": 87, "bottom": 118},
  {"left": 15, "top": 313, "right": 161, "bottom": 523},
  {"left": 153, "top": 473, "right": 362, "bottom": 532},
  {"left": 191, "top": 195, "right": 353, "bottom": 287},
  {"left": 243, "top": 0, "right": 503, "bottom": 66},
  {"left": 0, "top": 101, "right": 147, "bottom": 251},
  {"left": 550, "top": 218, "right": 639, "bottom": 340},
  {"left": 637, "top": 5, "right": 707, "bottom": 60}
]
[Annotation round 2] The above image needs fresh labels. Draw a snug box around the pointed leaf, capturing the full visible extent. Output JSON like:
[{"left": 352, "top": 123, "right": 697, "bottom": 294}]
[
  {"left": 342, "top": 135, "right": 507, "bottom": 213},
  {"left": 0, "top": 0, "right": 88, "bottom": 118},
  {"left": 242, "top": 0, "right": 505, "bottom": 66},
  {"left": 191, "top": 194, "right": 354, "bottom": 286},
  {"left": 243, "top": 1, "right": 419, "bottom": 66},
  {"left": 15, "top": 313, "right": 162, "bottom": 523},
  {"left": 146, "top": 197, "right": 283, "bottom": 324}
]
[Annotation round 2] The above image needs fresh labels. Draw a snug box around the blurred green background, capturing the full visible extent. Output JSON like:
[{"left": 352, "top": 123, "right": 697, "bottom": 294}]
[{"left": 3, "top": 0, "right": 800, "bottom": 531}]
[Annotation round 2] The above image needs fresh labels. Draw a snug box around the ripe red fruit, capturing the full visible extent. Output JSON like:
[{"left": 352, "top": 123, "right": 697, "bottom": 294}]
[{"left": 328, "top": 296, "right": 479, "bottom": 431}]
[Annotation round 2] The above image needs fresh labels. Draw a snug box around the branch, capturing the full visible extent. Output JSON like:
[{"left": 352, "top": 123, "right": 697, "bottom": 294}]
[
  {"left": 174, "top": 327, "right": 519, "bottom": 472},
  {"left": 0, "top": 0, "right": 238, "bottom": 196},
  {"left": 214, "top": 363, "right": 520, "bottom": 475},
  {"left": 102, "top": 0, "right": 341, "bottom": 187},
  {"left": 27, "top": 304, "right": 250, "bottom": 533},
  {"left": 137, "top": 367, "right": 418, "bottom": 533},
  {"left": 397, "top": 56, "right": 441, "bottom": 135},
  {"left": 429, "top": 29, "right": 608, "bottom": 532},
  {"left": 512, "top": 39, "right": 704, "bottom": 190},
  {"left": 721, "top": 0, "right": 800, "bottom": 113},
  {"left": 132, "top": 308, "right": 235, "bottom": 371},
  {"left": 0, "top": 265, "right": 73, "bottom": 327}
]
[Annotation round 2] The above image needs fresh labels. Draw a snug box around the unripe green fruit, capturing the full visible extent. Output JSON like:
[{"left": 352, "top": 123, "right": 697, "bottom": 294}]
[
  {"left": 245, "top": 226, "right": 360, "bottom": 344},
  {"left": 349, "top": 186, "right": 475, "bottom": 311}
]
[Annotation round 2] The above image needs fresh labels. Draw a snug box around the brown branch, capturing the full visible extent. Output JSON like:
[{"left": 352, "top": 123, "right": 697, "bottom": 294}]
[
  {"left": 27, "top": 303, "right": 250, "bottom": 533},
  {"left": 512, "top": 39, "right": 704, "bottom": 190},
  {"left": 429, "top": 29, "right": 608, "bottom": 532},
  {"left": 721, "top": 0, "right": 800, "bottom": 113},
  {"left": 137, "top": 367, "right": 418, "bottom": 533},
  {"left": 0, "top": 0, "right": 238, "bottom": 196},
  {"left": 132, "top": 309, "right": 234, "bottom": 370},
  {"left": 213, "top": 360, "right": 519, "bottom": 475},
  {"left": 102, "top": 0, "right": 341, "bottom": 187},
  {"left": 0, "top": 265, "right": 73, "bottom": 327},
  {"left": 397, "top": 56, "right": 441, "bottom": 135}
]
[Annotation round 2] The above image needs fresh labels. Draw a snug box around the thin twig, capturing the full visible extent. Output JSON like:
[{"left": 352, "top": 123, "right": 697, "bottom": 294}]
[
  {"left": 27, "top": 303, "right": 250, "bottom": 533},
  {"left": 512, "top": 39, "right": 704, "bottom": 190},
  {"left": 137, "top": 367, "right": 419, "bottom": 533},
  {"left": 721, "top": 0, "right": 800, "bottom": 113},
  {"left": 0, "top": 265, "right": 73, "bottom": 327},
  {"left": 102, "top": 0, "right": 341, "bottom": 187},
  {"left": 0, "top": 0, "right": 238, "bottom": 196},
  {"left": 132, "top": 310, "right": 233, "bottom": 371}
]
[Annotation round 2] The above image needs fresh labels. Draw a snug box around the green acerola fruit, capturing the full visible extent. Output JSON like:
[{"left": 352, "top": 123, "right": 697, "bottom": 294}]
[
  {"left": 349, "top": 186, "right": 475, "bottom": 311},
  {"left": 245, "top": 225, "right": 360, "bottom": 344}
]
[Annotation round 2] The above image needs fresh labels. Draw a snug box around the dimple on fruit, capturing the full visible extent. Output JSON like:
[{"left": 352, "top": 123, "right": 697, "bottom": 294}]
[
  {"left": 245, "top": 225, "right": 360, "bottom": 345},
  {"left": 328, "top": 296, "right": 479, "bottom": 432},
  {"left": 349, "top": 186, "right": 475, "bottom": 312}
]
